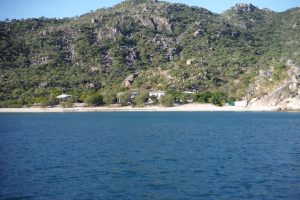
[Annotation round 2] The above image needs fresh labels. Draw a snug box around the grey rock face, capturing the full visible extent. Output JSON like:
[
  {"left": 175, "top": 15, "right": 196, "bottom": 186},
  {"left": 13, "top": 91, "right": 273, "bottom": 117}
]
[
  {"left": 122, "top": 73, "right": 139, "bottom": 88},
  {"left": 234, "top": 3, "right": 258, "bottom": 13},
  {"left": 249, "top": 65, "right": 300, "bottom": 110}
]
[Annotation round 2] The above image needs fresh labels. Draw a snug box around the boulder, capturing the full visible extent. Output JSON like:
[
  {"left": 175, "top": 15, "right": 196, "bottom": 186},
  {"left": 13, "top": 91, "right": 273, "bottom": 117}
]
[
  {"left": 122, "top": 73, "right": 138, "bottom": 88},
  {"left": 133, "top": 15, "right": 155, "bottom": 29},
  {"left": 234, "top": 3, "right": 258, "bottom": 13},
  {"left": 186, "top": 58, "right": 195, "bottom": 65},
  {"left": 193, "top": 29, "right": 204, "bottom": 37}
]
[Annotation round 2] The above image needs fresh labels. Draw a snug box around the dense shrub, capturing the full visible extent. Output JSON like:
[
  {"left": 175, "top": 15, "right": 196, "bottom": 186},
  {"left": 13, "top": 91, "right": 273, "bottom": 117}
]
[
  {"left": 209, "top": 92, "right": 227, "bottom": 106},
  {"left": 133, "top": 91, "right": 149, "bottom": 107},
  {"left": 118, "top": 92, "right": 131, "bottom": 106},
  {"left": 159, "top": 94, "right": 174, "bottom": 107},
  {"left": 103, "top": 93, "right": 117, "bottom": 106},
  {"left": 84, "top": 93, "right": 103, "bottom": 106}
]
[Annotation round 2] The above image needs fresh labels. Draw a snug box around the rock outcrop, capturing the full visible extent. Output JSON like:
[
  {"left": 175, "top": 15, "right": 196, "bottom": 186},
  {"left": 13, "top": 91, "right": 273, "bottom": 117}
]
[
  {"left": 122, "top": 73, "right": 139, "bottom": 88},
  {"left": 193, "top": 29, "right": 205, "bottom": 37},
  {"left": 234, "top": 3, "right": 258, "bottom": 13},
  {"left": 133, "top": 15, "right": 172, "bottom": 33},
  {"left": 248, "top": 61, "right": 300, "bottom": 110},
  {"left": 96, "top": 27, "right": 120, "bottom": 41}
]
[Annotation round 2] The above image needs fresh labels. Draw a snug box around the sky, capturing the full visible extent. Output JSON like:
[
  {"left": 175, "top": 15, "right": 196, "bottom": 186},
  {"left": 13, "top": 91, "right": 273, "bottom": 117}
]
[{"left": 0, "top": 0, "right": 299, "bottom": 20}]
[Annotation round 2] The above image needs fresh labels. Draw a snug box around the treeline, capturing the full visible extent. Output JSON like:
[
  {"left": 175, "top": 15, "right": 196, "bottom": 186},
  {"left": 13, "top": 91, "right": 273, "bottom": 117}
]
[{"left": 0, "top": 89, "right": 234, "bottom": 108}]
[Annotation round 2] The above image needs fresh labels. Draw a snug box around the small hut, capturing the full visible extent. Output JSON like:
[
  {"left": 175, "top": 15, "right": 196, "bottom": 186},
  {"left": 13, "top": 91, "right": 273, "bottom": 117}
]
[{"left": 56, "top": 94, "right": 71, "bottom": 100}]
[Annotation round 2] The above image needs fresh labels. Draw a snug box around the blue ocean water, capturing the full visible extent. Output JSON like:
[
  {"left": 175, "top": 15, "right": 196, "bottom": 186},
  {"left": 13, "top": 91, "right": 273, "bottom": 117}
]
[{"left": 0, "top": 112, "right": 300, "bottom": 200}]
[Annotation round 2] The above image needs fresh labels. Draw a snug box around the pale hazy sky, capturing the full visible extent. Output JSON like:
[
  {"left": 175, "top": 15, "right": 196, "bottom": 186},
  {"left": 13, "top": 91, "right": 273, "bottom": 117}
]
[{"left": 1, "top": 0, "right": 299, "bottom": 20}]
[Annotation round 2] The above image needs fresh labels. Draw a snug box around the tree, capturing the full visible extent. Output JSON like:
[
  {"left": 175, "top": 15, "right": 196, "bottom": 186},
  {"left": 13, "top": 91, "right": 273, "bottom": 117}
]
[
  {"left": 196, "top": 92, "right": 212, "bottom": 103},
  {"left": 48, "top": 94, "right": 59, "bottom": 106},
  {"left": 62, "top": 97, "right": 76, "bottom": 108},
  {"left": 118, "top": 91, "right": 131, "bottom": 106},
  {"left": 149, "top": 95, "right": 158, "bottom": 104},
  {"left": 209, "top": 92, "right": 227, "bottom": 106},
  {"left": 84, "top": 93, "right": 103, "bottom": 106},
  {"left": 178, "top": 93, "right": 195, "bottom": 104},
  {"left": 134, "top": 91, "right": 149, "bottom": 107},
  {"left": 159, "top": 94, "right": 174, "bottom": 107},
  {"left": 103, "top": 92, "right": 116, "bottom": 105}
]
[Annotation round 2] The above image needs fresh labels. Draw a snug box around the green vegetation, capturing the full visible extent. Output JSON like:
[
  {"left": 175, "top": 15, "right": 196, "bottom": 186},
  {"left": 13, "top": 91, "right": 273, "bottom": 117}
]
[
  {"left": 103, "top": 92, "right": 117, "bottom": 106},
  {"left": 159, "top": 94, "right": 174, "bottom": 107},
  {"left": 272, "top": 64, "right": 287, "bottom": 82},
  {"left": 39, "top": 94, "right": 59, "bottom": 107},
  {"left": 118, "top": 91, "right": 131, "bottom": 106},
  {"left": 0, "top": 1, "right": 299, "bottom": 107},
  {"left": 195, "top": 92, "right": 228, "bottom": 106},
  {"left": 84, "top": 93, "right": 103, "bottom": 106},
  {"left": 133, "top": 91, "right": 149, "bottom": 107}
]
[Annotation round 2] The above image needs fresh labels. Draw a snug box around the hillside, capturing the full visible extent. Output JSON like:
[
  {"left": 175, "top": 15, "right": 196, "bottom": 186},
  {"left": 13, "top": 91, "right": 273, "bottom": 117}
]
[{"left": 0, "top": 0, "right": 299, "bottom": 108}]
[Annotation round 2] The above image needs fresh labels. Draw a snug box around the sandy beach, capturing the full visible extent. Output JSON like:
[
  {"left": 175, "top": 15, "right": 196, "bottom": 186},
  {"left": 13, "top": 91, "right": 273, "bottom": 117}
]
[{"left": 0, "top": 103, "right": 281, "bottom": 113}]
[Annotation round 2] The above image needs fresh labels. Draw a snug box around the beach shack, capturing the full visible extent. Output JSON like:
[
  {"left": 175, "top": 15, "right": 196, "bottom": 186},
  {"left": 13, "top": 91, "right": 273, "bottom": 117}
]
[
  {"left": 226, "top": 100, "right": 248, "bottom": 107},
  {"left": 149, "top": 91, "right": 165, "bottom": 99},
  {"left": 130, "top": 91, "right": 140, "bottom": 100},
  {"left": 182, "top": 91, "right": 195, "bottom": 94},
  {"left": 225, "top": 102, "right": 235, "bottom": 106},
  {"left": 182, "top": 91, "right": 195, "bottom": 103},
  {"left": 117, "top": 92, "right": 132, "bottom": 105},
  {"left": 56, "top": 94, "right": 71, "bottom": 100}
]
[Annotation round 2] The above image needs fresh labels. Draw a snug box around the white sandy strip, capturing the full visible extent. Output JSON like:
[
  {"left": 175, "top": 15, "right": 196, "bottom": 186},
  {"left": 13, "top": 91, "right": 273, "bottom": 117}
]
[{"left": 0, "top": 103, "right": 280, "bottom": 113}]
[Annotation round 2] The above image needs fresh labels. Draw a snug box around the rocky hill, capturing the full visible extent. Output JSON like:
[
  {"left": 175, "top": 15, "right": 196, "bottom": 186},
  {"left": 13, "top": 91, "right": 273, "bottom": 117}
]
[{"left": 0, "top": 0, "right": 299, "bottom": 108}]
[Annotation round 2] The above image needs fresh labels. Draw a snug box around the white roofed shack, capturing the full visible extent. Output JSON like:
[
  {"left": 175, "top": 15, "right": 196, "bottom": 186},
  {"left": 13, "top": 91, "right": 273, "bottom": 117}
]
[
  {"left": 56, "top": 94, "right": 71, "bottom": 100},
  {"left": 149, "top": 91, "right": 165, "bottom": 99}
]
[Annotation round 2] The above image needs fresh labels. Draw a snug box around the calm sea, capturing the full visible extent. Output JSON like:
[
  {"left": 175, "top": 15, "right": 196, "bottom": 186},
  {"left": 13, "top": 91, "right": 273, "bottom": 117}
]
[{"left": 0, "top": 112, "right": 300, "bottom": 200}]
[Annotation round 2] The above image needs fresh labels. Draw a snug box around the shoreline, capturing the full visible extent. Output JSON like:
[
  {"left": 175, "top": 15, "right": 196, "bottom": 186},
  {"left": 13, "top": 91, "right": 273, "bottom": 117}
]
[{"left": 0, "top": 103, "right": 289, "bottom": 113}]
